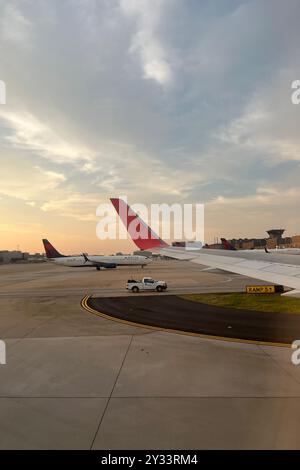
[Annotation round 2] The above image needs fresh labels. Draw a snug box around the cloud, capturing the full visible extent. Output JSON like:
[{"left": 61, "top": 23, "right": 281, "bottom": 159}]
[
  {"left": 0, "top": 2, "right": 32, "bottom": 48},
  {"left": 0, "top": 159, "right": 66, "bottom": 202},
  {"left": 215, "top": 81, "right": 300, "bottom": 165},
  {"left": 0, "top": 109, "right": 95, "bottom": 165},
  {"left": 1, "top": 0, "right": 300, "bottom": 250},
  {"left": 40, "top": 193, "right": 101, "bottom": 222},
  {"left": 120, "top": 0, "right": 172, "bottom": 85},
  {"left": 205, "top": 184, "right": 300, "bottom": 240}
]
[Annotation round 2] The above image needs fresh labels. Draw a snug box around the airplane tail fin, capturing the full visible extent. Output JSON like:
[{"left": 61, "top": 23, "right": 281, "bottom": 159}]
[
  {"left": 42, "top": 239, "right": 65, "bottom": 258},
  {"left": 220, "top": 238, "right": 237, "bottom": 251},
  {"left": 110, "top": 198, "right": 169, "bottom": 250}
]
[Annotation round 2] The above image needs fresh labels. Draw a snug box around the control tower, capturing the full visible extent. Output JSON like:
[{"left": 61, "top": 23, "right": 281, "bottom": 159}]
[
  {"left": 267, "top": 229, "right": 285, "bottom": 240},
  {"left": 266, "top": 229, "right": 286, "bottom": 249}
]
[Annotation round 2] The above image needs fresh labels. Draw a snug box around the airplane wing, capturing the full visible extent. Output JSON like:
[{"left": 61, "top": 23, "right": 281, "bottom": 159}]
[{"left": 110, "top": 198, "right": 300, "bottom": 295}]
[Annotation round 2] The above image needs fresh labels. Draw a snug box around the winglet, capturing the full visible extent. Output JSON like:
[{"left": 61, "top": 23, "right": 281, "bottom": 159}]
[{"left": 110, "top": 198, "right": 169, "bottom": 250}]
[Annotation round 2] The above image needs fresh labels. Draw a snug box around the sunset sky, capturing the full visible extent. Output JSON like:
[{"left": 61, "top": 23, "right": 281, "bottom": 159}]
[{"left": 1, "top": 0, "right": 300, "bottom": 255}]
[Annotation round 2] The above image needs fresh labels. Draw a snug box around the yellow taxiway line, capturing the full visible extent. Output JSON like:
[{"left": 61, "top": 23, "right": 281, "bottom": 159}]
[{"left": 80, "top": 294, "right": 290, "bottom": 348}]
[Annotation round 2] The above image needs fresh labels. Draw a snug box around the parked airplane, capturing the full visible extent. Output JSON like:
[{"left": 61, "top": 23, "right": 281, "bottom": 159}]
[
  {"left": 111, "top": 198, "right": 300, "bottom": 296},
  {"left": 221, "top": 237, "right": 300, "bottom": 254},
  {"left": 42, "top": 239, "right": 151, "bottom": 270},
  {"left": 220, "top": 238, "right": 237, "bottom": 250}
]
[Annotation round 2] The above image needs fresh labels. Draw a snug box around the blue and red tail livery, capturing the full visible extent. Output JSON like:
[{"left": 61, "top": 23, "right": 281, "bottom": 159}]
[
  {"left": 220, "top": 238, "right": 237, "bottom": 251},
  {"left": 42, "top": 239, "right": 65, "bottom": 258}
]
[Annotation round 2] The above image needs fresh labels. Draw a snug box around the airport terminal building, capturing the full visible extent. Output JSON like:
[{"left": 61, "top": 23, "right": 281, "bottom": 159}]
[
  {"left": 230, "top": 228, "right": 299, "bottom": 250},
  {"left": 0, "top": 250, "right": 28, "bottom": 264}
]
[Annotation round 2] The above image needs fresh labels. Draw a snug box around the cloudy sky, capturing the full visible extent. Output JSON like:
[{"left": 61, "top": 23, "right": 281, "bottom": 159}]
[{"left": 1, "top": 0, "right": 300, "bottom": 254}]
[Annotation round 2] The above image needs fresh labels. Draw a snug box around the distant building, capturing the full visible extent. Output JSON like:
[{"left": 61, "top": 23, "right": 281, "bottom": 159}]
[
  {"left": 229, "top": 228, "right": 293, "bottom": 250},
  {"left": 0, "top": 250, "right": 25, "bottom": 263},
  {"left": 230, "top": 238, "right": 267, "bottom": 250},
  {"left": 28, "top": 253, "right": 47, "bottom": 262},
  {"left": 266, "top": 229, "right": 291, "bottom": 249},
  {"left": 0, "top": 250, "right": 45, "bottom": 264},
  {"left": 292, "top": 235, "right": 300, "bottom": 248}
]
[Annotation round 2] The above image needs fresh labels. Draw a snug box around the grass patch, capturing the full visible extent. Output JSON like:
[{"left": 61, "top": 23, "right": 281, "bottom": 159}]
[{"left": 180, "top": 292, "right": 300, "bottom": 314}]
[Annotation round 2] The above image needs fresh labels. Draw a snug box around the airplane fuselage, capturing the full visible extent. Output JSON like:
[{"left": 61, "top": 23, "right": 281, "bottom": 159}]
[{"left": 51, "top": 254, "right": 151, "bottom": 268}]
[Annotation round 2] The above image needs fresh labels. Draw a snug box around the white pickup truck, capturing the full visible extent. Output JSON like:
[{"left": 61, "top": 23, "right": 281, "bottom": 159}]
[{"left": 126, "top": 277, "right": 167, "bottom": 293}]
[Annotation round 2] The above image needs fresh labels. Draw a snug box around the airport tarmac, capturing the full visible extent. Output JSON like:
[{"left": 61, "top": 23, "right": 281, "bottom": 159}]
[
  {"left": 0, "top": 260, "right": 300, "bottom": 449},
  {"left": 0, "top": 259, "right": 260, "bottom": 298},
  {"left": 86, "top": 295, "right": 300, "bottom": 344}
]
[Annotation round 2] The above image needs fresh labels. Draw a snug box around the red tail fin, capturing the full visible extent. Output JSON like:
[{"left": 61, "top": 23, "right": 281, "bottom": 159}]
[
  {"left": 42, "top": 239, "right": 65, "bottom": 258},
  {"left": 110, "top": 198, "right": 168, "bottom": 251},
  {"left": 220, "top": 238, "right": 236, "bottom": 251}
]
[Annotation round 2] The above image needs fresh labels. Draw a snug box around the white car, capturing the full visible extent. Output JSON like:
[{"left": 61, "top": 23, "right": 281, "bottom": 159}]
[{"left": 126, "top": 277, "right": 167, "bottom": 293}]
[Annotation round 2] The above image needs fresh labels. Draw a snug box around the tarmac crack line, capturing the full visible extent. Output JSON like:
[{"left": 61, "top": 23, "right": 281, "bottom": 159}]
[
  {"left": 89, "top": 334, "right": 134, "bottom": 450},
  {"left": 258, "top": 344, "right": 300, "bottom": 387}
]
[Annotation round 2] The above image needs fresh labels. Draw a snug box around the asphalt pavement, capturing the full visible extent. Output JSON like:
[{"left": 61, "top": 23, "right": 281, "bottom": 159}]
[{"left": 88, "top": 295, "right": 300, "bottom": 344}]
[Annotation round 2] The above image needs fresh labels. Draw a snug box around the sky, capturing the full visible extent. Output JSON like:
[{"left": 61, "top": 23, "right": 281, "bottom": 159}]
[{"left": 1, "top": 0, "right": 300, "bottom": 254}]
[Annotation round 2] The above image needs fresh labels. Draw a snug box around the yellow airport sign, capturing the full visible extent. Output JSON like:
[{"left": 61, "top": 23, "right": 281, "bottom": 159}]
[{"left": 246, "top": 285, "right": 276, "bottom": 294}]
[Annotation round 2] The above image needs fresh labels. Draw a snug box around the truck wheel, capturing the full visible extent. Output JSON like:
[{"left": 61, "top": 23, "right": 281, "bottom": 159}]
[
  {"left": 156, "top": 286, "right": 163, "bottom": 292},
  {"left": 132, "top": 286, "right": 139, "bottom": 293}
]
